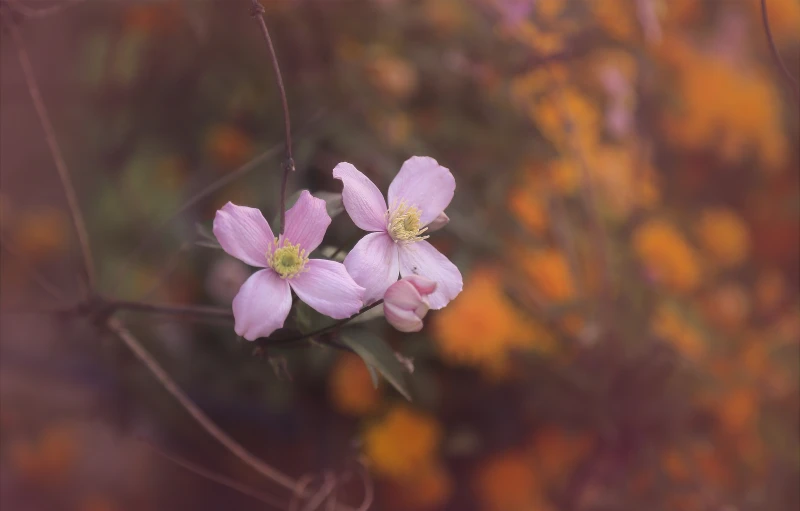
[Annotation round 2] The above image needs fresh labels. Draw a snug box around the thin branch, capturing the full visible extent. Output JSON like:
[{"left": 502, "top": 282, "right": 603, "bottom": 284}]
[
  {"left": 5, "top": 18, "right": 97, "bottom": 294},
  {"left": 108, "top": 318, "right": 361, "bottom": 511},
  {"left": 248, "top": 0, "right": 295, "bottom": 234},
  {"left": 108, "top": 298, "right": 382, "bottom": 347},
  {"left": 141, "top": 440, "right": 287, "bottom": 510},
  {"left": 266, "top": 300, "right": 384, "bottom": 346},
  {"left": 114, "top": 107, "right": 325, "bottom": 296},
  {"left": 0, "top": 231, "right": 66, "bottom": 302},
  {"left": 108, "top": 300, "right": 234, "bottom": 320},
  {"left": 760, "top": 0, "right": 800, "bottom": 100},
  {"left": 107, "top": 318, "right": 298, "bottom": 490}
]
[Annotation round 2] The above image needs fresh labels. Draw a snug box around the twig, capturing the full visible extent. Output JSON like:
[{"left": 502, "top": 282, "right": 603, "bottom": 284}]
[
  {"left": 267, "top": 300, "right": 384, "bottom": 345},
  {"left": 109, "top": 300, "right": 234, "bottom": 320},
  {"left": 248, "top": 0, "right": 295, "bottom": 234},
  {"left": 760, "top": 0, "right": 800, "bottom": 100},
  {"left": 114, "top": 108, "right": 324, "bottom": 296},
  {"left": 108, "top": 318, "right": 299, "bottom": 490},
  {"left": 300, "top": 473, "right": 337, "bottom": 511},
  {"left": 108, "top": 318, "right": 362, "bottom": 511},
  {"left": 5, "top": 18, "right": 97, "bottom": 294},
  {"left": 0, "top": 231, "right": 66, "bottom": 302},
  {"left": 142, "top": 440, "right": 287, "bottom": 510}
]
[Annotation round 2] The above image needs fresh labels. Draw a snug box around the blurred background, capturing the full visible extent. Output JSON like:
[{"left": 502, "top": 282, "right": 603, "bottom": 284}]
[{"left": 1, "top": 0, "right": 798, "bottom": 510}]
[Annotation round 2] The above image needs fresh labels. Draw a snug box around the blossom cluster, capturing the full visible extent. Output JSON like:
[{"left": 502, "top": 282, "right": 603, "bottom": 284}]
[{"left": 212, "top": 157, "right": 463, "bottom": 340}]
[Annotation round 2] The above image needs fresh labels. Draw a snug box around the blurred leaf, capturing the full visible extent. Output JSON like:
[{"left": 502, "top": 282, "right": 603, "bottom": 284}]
[
  {"left": 315, "top": 191, "right": 345, "bottom": 218},
  {"left": 365, "top": 362, "right": 380, "bottom": 389},
  {"left": 294, "top": 300, "right": 329, "bottom": 333},
  {"left": 341, "top": 331, "right": 411, "bottom": 401},
  {"left": 113, "top": 31, "right": 148, "bottom": 86}
]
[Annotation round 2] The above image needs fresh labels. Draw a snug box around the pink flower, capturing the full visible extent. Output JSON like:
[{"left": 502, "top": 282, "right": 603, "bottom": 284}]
[
  {"left": 333, "top": 156, "right": 463, "bottom": 309},
  {"left": 383, "top": 276, "right": 437, "bottom": 333},
  {"left": 213, "top": 191, "right": 365, "bottom": 340}
]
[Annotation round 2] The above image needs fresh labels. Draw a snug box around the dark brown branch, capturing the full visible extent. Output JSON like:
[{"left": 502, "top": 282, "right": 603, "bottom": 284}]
[
  {"left": 760, "top": 0, "right": 800, "bottom": 100},
  {"left": 108, "top": 318, "right": 361, "bottom": 511},
  {"left": 4, "top": 17, "right": 97, "bottom": 294},
  {"left": 142, "top": 440, "right": 287, "bottom": 509},
  {"left": 109, "top": 300, "right": 234, "bottom": 320},
  {"left": 108, "top": 298, "right": 384, "bottom": 347},
  {"left": 249, "top": 0, "right": 295, "bottom": 234},
  {"left": 267, "top": 300, "right": 384, "bottom": 345},
  {"left": 107, "top": 318, "right": 299, "bottom": 490}
]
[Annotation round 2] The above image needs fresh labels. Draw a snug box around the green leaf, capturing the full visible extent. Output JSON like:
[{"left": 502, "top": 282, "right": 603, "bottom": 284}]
[
  {"left": 341, "top": 331, "right": 412, "bottom": 401},
  {"left": 365, "top": 363, "right": 380, "bottom": 389}
]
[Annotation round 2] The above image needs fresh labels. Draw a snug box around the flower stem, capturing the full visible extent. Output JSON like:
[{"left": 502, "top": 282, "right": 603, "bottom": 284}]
[
  {"left": 248, "top": 0, "right": 295, "bottom": 234},
  {"left": 5, "top": 16, "right": 97, "bottom": 296},
  {"left": 759, "top": 0, "right": 799, "bottom": 100}
]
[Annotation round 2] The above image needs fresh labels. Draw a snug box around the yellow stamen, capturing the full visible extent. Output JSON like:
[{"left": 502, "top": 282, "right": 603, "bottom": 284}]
[
  {"left": 387, "top": 201, "right": 428, "bottom": 244},
  {"left": 266, "top": 238, "right": 308, "bottom": 279}
]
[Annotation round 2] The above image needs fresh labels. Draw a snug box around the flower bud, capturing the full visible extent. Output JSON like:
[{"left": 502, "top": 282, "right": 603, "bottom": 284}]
[
  {"left": 383, "top": 276, "right": 437, "bottom": 332},
  {"left": 426, "top": 211, "right": 450, "bottom": 233}
]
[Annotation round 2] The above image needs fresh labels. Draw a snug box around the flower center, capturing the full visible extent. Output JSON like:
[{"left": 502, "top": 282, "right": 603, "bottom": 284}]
[
  {"left": 387, "top": 201, "right": 429, "bottom": 244},
  {"left": 266, "top": 239, "right": 308, "bottom": 279}
]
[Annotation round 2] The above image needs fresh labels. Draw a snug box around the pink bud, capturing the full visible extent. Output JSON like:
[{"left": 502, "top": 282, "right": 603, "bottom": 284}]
[
  {"left": 426, "top": 211, "right": 450, "bottom": 233},
  {"left": 383, "top": 276, "right": 437, "bottom": 333}
]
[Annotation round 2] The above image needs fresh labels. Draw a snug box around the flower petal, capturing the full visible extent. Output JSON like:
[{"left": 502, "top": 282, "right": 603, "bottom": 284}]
[
  {"left": 290, "top": 259, "right": 365, "bottom": 319},
  {"left": 213, "top": 202, "right": 273, "bottom": 267},
  {"left": 384, "top": 302, "right": 424, "bottom": 333},
  {"left": 333, "top": 162, "right": 388, "bottom": 232},
  {"left": 284, "top": 190, "right": 331, "bottom": 253},
  {"left": 232, "top": 269, "right": 291, "bottom": 340},
  {"left": 343, "top": 232, "right": 399, "bottom": 305},
  {"left": 426, "top": 211, "right": 450, "bottom": 233},
  {"left": 387, "top": 156, "right": 455, "bottom": 226},
  {"left": 398, "top": 241, "right": 463, "bottom": 309}
]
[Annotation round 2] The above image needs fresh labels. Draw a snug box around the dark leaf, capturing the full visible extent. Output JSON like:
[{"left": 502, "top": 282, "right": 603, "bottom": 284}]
[{"left": 341, "top": 331, "right": 412, "bottom": 400}]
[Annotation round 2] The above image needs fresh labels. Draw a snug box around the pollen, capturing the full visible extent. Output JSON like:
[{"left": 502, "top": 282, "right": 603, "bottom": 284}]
[
  {"left": 266, "top": 239, "right": 308, "bottom": 279},
  {"left": 387, "top": 201, "right": 429, "bottom": 244}
]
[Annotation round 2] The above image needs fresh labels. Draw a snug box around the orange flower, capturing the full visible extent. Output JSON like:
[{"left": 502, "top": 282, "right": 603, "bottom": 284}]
[
  {"left": 363, "top": 406, "right": 442, "bottom": 480},
  {"left": 701, "top": 283, "right": 750, "bottom": 332},
  {"left": 10, "top": 425, "right": 78, "bottom": 485},
  {"left": 329, "top": 353, "right": 380, "bottom": 416},
  {"left": 383, "top": 462, "right": 453, "bottom": 510},
  {"left": 367, "top": 53, "right": 418, "bottom": 100},
  {"left": 474, "top": 451, "right": 554, "bottom": 511},
  {"left": 651, "top": 303, "right": 706, "bottom": 363},
  {"left": 206, "top": 124, "right": 254, "bottom": 169},
  {"left": 522, "top": 249, "right": 576, "bottom": 302},
  {"left": 508, "top": 169, "right": 549, "bottom": 235},
  {"left": 534, "top": 87, "right": 600, "bottom": 153},
  {"left": 696, "top": 208, "right": 751, "bottom": 269},
  {"left": 659, "top": 37, "right": 788, "bottom": 170},
  {"left": 633, "top": 219, "right": 700, "bottom": 293},
  {"left": 434, "top": 267, "right": 554, "bottom": 372},
  {"left": 718, "top": 387, "right": 757, "bottom": 435},
  {"left": 528, "top": 426, "right": 595, "bottom": 486}
]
